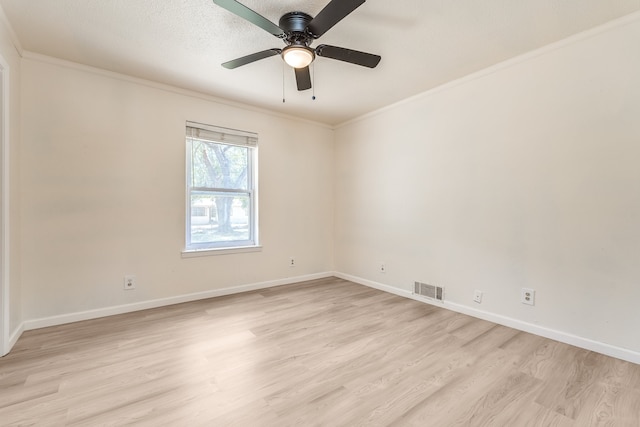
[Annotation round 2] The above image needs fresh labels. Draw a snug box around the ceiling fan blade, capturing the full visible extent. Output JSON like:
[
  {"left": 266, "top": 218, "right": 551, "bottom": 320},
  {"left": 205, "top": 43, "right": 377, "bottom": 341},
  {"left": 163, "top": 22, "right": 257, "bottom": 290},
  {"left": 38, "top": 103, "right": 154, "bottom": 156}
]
[
  {"left": 213, "top": 0, "right": 284, "bottom": 37},
  {"left": 294, "top": 67, "right": 312, "bottom": 91},
  {"left": 316, "top": 45, "right": 381, "bottom": 68},
  {"left": 307, "top": 0, "right": 366, "bottom": 38},
  {"left": 222, "top": 49, "right": 281, "bottom": 69}
]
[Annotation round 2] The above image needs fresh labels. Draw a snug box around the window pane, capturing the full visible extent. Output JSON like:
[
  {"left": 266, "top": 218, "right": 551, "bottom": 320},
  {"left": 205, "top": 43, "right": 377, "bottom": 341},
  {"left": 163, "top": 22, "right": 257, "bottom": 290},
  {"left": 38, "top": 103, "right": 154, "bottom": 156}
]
[
  {"left": 190, "top": 139, "right": 248, "bottom": 190},
  {"left": 190, "top": 194, "right": 250, "bottom": 244}
]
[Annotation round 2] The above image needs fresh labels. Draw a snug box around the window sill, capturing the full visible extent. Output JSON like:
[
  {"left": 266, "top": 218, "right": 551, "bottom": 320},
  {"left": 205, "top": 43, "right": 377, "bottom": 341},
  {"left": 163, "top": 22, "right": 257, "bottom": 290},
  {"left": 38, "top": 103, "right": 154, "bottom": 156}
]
[{"left": 181, "top": 245, "right": 263, "bottom": 258}]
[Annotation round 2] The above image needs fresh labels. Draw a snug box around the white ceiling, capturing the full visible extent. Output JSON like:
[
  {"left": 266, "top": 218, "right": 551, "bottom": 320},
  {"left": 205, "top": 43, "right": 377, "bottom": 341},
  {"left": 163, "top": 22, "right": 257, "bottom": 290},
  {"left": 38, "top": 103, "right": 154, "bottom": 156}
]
[{"left": 1, "top": 0, "right": 639, "bottom": 125}]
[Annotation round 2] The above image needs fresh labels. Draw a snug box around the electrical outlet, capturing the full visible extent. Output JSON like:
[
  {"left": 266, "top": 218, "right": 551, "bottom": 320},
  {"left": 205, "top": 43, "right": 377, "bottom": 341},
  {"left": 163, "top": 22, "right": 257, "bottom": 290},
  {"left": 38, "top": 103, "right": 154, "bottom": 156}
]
[
  {"left": 379, "top": 263, "right": 386, "bottom": 273},
  {"left": 289, "top": 257, "right": 295, "bottom": 267},
  {"left": 124, "top": 275, "right": 136, "bottom": 290},
  {"left": 521, "top": 288, "right": 535, "bottom": 305},
  {"left": 473, "top": 290, "right": 483, "bottom": 304}
]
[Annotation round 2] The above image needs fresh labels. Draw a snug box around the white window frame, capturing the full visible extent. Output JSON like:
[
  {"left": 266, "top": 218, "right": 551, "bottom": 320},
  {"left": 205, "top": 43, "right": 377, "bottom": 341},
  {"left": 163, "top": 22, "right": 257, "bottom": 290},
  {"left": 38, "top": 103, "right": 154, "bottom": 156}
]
[{"left": 184, "top": 122, "right": 259, "bottom": 255}]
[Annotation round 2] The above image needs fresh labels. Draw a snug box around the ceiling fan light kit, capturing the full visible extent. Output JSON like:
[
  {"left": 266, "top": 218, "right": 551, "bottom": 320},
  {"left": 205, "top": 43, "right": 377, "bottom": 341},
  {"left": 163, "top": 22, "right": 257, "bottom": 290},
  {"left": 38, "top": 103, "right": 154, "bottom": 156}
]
[
  {"left": 282, "top": 45, "right": 315, "bottom": 69},
  {"left": 213, "top": 0, "right": 381, "bottom": 91}
]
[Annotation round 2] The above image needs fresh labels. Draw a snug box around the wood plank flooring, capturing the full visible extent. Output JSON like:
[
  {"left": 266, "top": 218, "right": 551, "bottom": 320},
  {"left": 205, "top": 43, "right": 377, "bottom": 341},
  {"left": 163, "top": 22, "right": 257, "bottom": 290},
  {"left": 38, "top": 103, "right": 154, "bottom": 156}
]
[{"left": 1, "top": 277, "right": 639, "bottom": 426}]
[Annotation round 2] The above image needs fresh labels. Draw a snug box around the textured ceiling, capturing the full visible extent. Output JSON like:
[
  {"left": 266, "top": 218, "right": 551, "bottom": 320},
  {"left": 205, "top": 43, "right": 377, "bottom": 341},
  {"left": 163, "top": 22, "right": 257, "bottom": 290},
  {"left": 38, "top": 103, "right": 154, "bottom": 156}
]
[{"left": 1, "top": 0, "right": 639, "bottom": 125}]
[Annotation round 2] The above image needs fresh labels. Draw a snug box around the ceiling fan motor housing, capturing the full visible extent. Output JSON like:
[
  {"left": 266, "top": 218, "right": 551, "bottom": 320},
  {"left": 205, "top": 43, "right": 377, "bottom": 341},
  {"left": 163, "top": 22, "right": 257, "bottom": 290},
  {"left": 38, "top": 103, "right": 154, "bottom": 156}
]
[{"left": 279, "top": 12, "right": 314, "bottom": 46}]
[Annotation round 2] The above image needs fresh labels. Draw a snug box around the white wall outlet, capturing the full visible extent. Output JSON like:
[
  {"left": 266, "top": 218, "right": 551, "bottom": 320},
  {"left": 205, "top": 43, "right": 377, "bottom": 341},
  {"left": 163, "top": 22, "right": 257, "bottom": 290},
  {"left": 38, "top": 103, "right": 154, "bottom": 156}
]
[
  {"left": 124, "top": 275, "right": 136, "bottom": 290},
  {"left": 473, "top": 290, "right": 483, "bottom": 304},
  {"left": 521, "top": 288, "right": 535, "bottom": 305},
  {"left": 379, "top": 263, "right": 386, "bottom": 273},
  {"left": 289, "top": 257, "right": 295, "bottom": 267}
]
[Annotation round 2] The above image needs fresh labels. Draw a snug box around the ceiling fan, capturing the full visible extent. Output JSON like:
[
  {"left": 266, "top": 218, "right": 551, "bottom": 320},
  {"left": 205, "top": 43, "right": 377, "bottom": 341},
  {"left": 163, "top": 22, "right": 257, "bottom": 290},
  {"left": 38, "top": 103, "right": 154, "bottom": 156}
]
[{"left": 213, "top": 0, "right": 381, "bottom": 91}]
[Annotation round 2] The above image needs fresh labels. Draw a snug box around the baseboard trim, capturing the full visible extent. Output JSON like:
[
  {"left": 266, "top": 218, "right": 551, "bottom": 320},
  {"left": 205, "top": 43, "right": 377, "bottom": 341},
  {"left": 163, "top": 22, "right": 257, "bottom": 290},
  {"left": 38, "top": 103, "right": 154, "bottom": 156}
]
[
  {"left": 17, "top": 271, "right": 640, "bottom": 364},
  {"left": 1, "top": 322, "right": 24, "bottom": 357},
  {"left": 23, "top": 272, "right": 333, "bottom": 332},
  {"left": 334, "top": 272, "right": 640, "bottom": 365},
  {"left": 8, "top": 323, "right": 23, "bottom": 352}
]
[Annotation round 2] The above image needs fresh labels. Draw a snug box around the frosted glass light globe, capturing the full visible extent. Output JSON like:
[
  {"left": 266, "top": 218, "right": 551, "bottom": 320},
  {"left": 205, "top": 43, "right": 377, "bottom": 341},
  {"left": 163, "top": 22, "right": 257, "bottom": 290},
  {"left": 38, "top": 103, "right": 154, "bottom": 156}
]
[{"left": 282, "top": 46, "right": 315, "bottom": 68}]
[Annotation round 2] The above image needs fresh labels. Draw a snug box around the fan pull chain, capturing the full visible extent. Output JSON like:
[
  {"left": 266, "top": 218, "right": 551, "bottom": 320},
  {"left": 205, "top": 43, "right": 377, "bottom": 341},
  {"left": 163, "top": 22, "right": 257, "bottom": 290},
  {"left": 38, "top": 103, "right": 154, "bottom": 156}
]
[
  {"left": 282, "top": 61, "right": 286, "bottom": 103},
  {"left": 312, "top": 62, "right": 316, "bottom": 100}
]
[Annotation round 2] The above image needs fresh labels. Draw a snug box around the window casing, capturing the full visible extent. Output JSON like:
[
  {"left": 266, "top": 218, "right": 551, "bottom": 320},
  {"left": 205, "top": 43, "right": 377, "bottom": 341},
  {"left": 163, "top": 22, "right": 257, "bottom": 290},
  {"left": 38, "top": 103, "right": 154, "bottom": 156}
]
[{"left": 185, "top": 122, "right": 258, "bottom": 251}]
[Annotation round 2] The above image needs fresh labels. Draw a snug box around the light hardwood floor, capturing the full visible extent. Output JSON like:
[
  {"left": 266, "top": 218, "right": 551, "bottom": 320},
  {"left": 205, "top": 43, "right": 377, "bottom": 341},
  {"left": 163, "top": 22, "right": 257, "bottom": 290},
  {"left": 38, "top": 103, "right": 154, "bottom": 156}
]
[{"left": 1, "top": 277, "right": 639, "bottom": 426}]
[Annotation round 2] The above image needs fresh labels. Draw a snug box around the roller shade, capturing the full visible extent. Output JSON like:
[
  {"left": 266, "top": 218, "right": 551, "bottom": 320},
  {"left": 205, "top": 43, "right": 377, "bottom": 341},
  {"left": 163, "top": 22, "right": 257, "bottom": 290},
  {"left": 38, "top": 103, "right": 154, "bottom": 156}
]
[{"left": 186, "top": 121, "right": 258, "bottom": 147}]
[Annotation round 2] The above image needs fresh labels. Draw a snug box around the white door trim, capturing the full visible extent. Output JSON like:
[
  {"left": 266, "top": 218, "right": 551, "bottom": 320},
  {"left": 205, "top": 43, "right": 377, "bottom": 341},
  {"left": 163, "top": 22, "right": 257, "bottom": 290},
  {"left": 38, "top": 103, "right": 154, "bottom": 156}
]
[{"left": 0, "top": 53, "right": 10, "bottom": 356}]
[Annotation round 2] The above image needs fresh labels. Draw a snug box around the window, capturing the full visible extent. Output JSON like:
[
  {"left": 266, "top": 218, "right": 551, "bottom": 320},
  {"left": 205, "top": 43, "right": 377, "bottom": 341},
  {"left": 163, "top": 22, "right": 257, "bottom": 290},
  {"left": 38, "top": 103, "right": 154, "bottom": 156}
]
[{"left": 185, "top": 122, "right": 258, "bottom": 252}]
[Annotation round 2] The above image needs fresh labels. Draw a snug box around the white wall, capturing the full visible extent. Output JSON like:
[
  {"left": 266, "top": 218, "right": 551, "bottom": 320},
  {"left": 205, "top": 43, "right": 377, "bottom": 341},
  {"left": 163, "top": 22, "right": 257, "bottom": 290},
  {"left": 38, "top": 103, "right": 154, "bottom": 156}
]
[
  {"left": 335, "top": 16, "right": 640, "bottom": 356},
  {"left": 20, "top": 57, "right": 334, "bottom": 321},
  {"left": 0, "top": 11, "right": 21, "bottom": 352}
]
